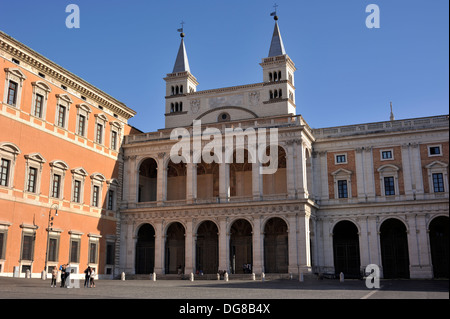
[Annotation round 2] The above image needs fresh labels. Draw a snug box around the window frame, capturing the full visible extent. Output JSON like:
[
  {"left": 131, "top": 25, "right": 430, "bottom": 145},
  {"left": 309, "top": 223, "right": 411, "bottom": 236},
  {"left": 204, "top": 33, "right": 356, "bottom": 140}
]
[
  {"left": 24, "top": 153, "right": 46, "bottom": 195},
  {"left": 335, "top": 153, "right": 347, "bottom": 164},
  {"left": 31, "top": 81, "right": 51, "bottom": 120},
  {"left": 3, "top": 68, "right": 26, "bottom": 109},
  {"left": 0, "top": 142, "right": 21, "bottom": 189},
  {"left": 49, "top": 160, "right": 69, "bottom": 200}
]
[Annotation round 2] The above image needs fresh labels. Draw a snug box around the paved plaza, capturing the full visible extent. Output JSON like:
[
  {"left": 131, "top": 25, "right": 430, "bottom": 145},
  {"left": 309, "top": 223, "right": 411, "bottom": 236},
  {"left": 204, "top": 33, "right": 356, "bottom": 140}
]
[{"left": 0, "top": 276, "right": 447, "bottom": 300}]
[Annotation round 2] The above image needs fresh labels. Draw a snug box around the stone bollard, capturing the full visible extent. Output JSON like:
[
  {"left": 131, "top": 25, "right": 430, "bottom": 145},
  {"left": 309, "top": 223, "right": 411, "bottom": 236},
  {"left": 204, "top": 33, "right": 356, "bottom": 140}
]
[
  {"left": 152, "top": 273, "right": 156, "bottom": 281},
  {"left": 289, "top": 273, "right": 293, "bottom": 280},
  {"left": 121, "top": 272, "right": 126, "bottom": 281},
  {"left": 299, "top": 272, "right": 304, "bottom": 282},
  {"left": 261, "top": 272, "right": 265, "bottom": 282},
  {"left": 41, "top": 270, "right": 46, "bottom": 280},
  {"left": 252, "top": 273, "right": 256, "bottom": 281},
  {"left": 224, "top": 272, "right": 229, "bottom": 282},
  {"left": 340, "top": 272, "right": 344, "bottom": 282},
  {"left": 190, "top": 273, "right": 194, "bottom": 281},
  {"left": 217, "top": 273, "right": 220, "bottom": 280},
  {"left": 26, "top": 269, "right": 31, "bottom": 279}
]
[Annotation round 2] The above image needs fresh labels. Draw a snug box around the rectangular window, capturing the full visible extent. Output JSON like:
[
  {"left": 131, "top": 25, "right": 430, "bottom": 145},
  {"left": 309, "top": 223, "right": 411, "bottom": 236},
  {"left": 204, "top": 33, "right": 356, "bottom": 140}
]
[
  {"left": 77, "top": 115, "right": 86, "bottom": 136},
  {"left": 89, "top": 242, "right": 98, "bottom": 264},
  {"left": 381, "top": 150, "right": 392, "bottom": 159},
  {"left": 336, "top": 154, "right": 346, "bottom": 163},
  {"left": 57, "top": 105, "right": 66, "bottom": 128},
  {"left": 70, "top": 239, "right": 80, "bottom": 263},
  {"left": 384, "top": 176, "right": 395, "bottom": 196},
  {"left": 107, "top": 190, "right": 114, "bottom": 210},
  {"left": 73, "top": 180, "right": 81, "bottom": 203},
  {"left": 7, "top": 81, "right": 18, "bottom": 105},
  {"left": 429, "top": 146, "right": 441, "bottom": 156},
  {"left": 337, "top": 180, "right": 348, "bottom": 198},
  {"left": 34, "top": 94, "right": 44, "bottom": 118},
  {"left": 111, "top": 131, "right": 117, "bottom": 150},
  {"left": 92, "top": 185, "right": 99, "bottom": 207},
  {"left": 27, "top": 167, "right": 37, "bottom": 193},
  {"left": 96, "top": 124, "right": 103, "bottom": 144},
  {"left": 21, "top": 234, "right": 34, "bottom": 261},
  {"left": 52, "top": 174, "right": 61, "bottom": 198},
  {"left": 48, "top": 237, "right": 59, "bottom": 262},
  {"left": 432, "top": 173, "right": 445, "bottom": 193},
  {"left": 0, "top": 159, "right": 10, "bottom": 187}
]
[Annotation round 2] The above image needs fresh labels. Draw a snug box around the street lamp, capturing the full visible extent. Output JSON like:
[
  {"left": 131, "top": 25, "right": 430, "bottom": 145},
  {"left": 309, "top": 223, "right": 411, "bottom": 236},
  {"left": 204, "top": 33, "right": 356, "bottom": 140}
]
[{"left": 44, "top": 203, "right": 59, "bottom": 279}]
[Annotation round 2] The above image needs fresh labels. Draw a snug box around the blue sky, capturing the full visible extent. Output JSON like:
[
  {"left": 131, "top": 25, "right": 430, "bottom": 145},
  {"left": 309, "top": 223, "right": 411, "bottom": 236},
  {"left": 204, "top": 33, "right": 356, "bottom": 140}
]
[{"left": 1, "top": 0, "right": 448, "bottom": 132}]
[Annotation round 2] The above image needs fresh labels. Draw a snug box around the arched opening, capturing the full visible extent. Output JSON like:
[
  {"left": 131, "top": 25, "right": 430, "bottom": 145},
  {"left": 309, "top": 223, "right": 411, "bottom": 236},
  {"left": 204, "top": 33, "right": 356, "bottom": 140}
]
[
  {"left": 230, "top": 149, "right": 252, "bottom": 198},
  {"left": 429, "top": 216, "right": 449, "bottom": 278},
  {"left": 138, "top": 158, "right": 157, "bottom": 202},
  {"left": 229, "top": 219, "right": 253, "bottom": 274},
  {"left": 196, "top": 221, "right": 219, "bottom": 274},
  {"left": 262, "top": 145, "right": 287, "bottom": 196},
  {"left": 380, "top": 218, "right": 410, "bottom": 279},
  {"left": 135, "top": 224, "right": 155, "bottom": 274},
  {"left": 264, "top": 217, "right": 288, "bottom": 273},
  {"left": 333, "top": 220, "right": 361, "bottom": 278},
  {"left": 165, "top": 222, "right": 185, "bottom": 274},
  {"left": 197, "top": 159, "right": 219, "bottom": 201},
  {"left": 167, "top": 160, "right": 186, "bottom": 201}
]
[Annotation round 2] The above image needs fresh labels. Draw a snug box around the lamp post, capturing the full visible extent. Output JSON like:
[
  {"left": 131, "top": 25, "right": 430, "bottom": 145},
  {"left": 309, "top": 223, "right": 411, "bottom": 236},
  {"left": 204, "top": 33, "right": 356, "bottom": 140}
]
[{"left": 44, "top": 203, "right": 59, "bottom": 279}]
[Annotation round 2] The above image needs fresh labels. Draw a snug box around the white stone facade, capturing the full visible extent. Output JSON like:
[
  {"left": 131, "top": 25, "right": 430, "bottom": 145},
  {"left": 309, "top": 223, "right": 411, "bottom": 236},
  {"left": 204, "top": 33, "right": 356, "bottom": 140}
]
[{"left": 118, "top": 21, "right": 449, "bottom": 280}]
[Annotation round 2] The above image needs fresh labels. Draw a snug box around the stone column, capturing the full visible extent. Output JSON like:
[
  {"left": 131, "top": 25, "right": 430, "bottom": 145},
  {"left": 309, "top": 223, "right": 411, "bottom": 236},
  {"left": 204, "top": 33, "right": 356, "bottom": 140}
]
[
  {"left": 408, "top": 214, "right": 433, "bottom": 278},
  {"left": 285, "top": 142, "right": 296, "bottom": 199},
  {"left": 252, "top": 161, "right": 262, "bottom": 200},
  {"left": 287, "top": 214, "right": 299, "bottom": 274},
  {"left": 119, "top": 219, "right": 135, "bottom": 274},
  {"left": 157, "top": 153, "right": 167, "bottom": 204},
  {"left": 252, "top": 216, "right": 263, "bottom": 274},
  {"left": 219, "top": 163, "right": 230, "bottom": 202},
  {"left": 185, "top": 219, "right": 195, "bottom": 274},
  {"left": 154, "top": 220, "right": 164, "bottom": 274},
  {"left": 218, "top": 217, "right": 229, "bottom": 272},
  {"left": 186, "top": 162, "right": 197, "bottom": 204},
  {"left": 297, "top": 210, "right": 312, "bottom": 274}
]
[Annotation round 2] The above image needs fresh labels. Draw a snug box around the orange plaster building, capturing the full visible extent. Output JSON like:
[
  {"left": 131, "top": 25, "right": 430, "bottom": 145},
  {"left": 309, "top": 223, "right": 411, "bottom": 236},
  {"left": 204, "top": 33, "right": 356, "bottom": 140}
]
[{"left": 0, "top": 31, "right": 138, "bottom": 279}]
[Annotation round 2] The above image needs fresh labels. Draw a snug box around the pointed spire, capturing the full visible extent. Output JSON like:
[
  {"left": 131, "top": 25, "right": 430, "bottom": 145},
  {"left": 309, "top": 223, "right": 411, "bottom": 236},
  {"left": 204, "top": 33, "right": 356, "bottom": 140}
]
[
  {"left": 268, "top": 13, "right": 286, "bottom": 57},
  {"left": 172, "top": 31, "right": 190, "bottom": 73}
]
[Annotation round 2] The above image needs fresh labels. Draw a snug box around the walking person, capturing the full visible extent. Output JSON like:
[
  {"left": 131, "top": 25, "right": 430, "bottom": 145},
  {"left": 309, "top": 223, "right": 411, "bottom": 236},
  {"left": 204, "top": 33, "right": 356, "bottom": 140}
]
[
  {"left": 51, "top": 267, "right": 58, "bottom": 287},
  {"left": 84, "top": 266, "right": 91, "bottom": 288},
  {"left": 90, "top": 268, "right": 96, "bottom": 288}
]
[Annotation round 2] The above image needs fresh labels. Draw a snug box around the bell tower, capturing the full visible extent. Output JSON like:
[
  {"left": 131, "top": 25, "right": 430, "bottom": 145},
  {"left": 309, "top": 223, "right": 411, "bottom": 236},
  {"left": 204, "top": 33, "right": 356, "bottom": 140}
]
[
  {"left": 260, "top": 11, "right": 297, "bottom": 115},
  {"left": 164, "top": 26, "right": 199, "bottom": 128}
]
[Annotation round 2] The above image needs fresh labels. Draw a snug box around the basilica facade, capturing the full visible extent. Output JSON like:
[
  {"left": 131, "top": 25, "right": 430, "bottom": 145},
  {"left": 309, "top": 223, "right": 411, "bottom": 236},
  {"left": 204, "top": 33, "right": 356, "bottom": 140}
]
[
  {"left": 0, "top": 17, "right": 448, "bottom": 281},
  {"left": 118, "top": 18, "right": 449, "bottom": 279}
]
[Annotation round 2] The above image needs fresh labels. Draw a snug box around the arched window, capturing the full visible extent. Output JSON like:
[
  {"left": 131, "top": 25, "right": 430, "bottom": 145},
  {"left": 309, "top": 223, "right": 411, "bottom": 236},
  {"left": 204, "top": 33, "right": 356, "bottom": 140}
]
[
  {"left": 176, "top": 86, "right": 179, "bottom": 95},
  {"left": 274, "top": 90, "right": 278, "bottom": 98},
  {"left": 180, "top": 85, "right": 183, "bottom": 94},
  {"left": 175, "top": 102, "right": 179, "bottom": 112},
  {"left": 170, "top": 103, "right": 174, "bottom": 113},
  {"left": 179, "top": 102, "right": 183, "bottom": 112},
  {"left": 273, "top": 72, "right": 278, "bottom": 81},
  {"left": 269, "top": 72, "right": 273, "bottom": 82},
  {"left": 278, "top": 89, "right": 282, "bottom": 98},
  {"left": 269, "top": 91, "right": 273, "bottom": 99},
  {"left": 171, "top": 86, "right": 175, "bottom": 95},
  {"left": 278, "top": 71, "right": 281, "bottom": 81}
]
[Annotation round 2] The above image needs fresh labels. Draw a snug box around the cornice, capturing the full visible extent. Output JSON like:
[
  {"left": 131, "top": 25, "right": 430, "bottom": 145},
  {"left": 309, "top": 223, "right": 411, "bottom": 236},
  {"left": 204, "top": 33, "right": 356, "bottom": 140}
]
[{"left": 0, "top": 31, "right": 136, "bottom": 120}]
